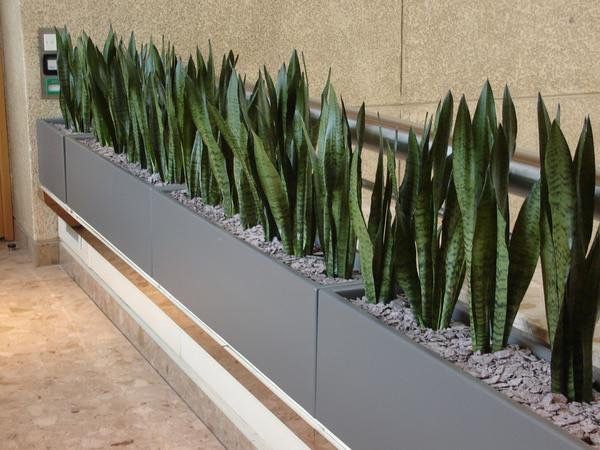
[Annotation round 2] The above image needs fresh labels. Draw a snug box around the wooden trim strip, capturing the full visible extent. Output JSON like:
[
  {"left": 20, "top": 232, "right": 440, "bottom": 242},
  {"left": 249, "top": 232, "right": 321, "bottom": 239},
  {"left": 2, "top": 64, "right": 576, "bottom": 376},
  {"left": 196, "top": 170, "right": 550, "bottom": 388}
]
[
  {"left": 0, "top": 44, "right": 14, "bottom": 240},
  {"left": 42, "top": 192, "right": 80, "bottom": 228}
]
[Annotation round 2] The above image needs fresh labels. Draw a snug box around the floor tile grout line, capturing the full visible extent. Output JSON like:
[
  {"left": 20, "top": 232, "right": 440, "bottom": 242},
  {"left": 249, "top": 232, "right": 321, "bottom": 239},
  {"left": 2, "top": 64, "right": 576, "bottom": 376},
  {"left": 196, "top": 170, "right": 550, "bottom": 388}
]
[
  {"left": 0, "top": 246, "right": 225, "bottom": 449},
  {"left": 61, "top": 250, "right": 231, "bottom": 449}
]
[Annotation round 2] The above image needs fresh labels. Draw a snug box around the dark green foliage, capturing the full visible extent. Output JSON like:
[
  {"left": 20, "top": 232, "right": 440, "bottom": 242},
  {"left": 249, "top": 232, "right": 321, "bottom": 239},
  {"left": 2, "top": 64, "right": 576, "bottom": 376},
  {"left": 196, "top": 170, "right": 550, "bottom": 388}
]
[
  {"left": 453, "top": 83, "right": 541, "bottom": 352},
  {"left": 538, "top": 96, "right": 599, "bottom": 402},
  {"left": 394, "top": 93, "right": 466, "bottom": 328},
  {"left": 85, "top": 29, "right": 119, "bottom": 151},
  {"left": 55, "top": 27, "right": 92, "bottom": 132},
  {"left": 55, "top": 27, "right": 357, "bottom": 278},
  {"left": 186, "top": 54, "right": 235, "bottom": 215},
  {"left": 349, "top": 108, "right": 398, "bottom": 302},
  {"left": 207, "top": 72, "right": 262, "bottom": 228},
  {"left": 241, "top": 51, "right": 316, "bottom": 253},
  {"left": 55, "top": 27, "right": 599, "bottom": 357},
  {"left": 310, "top": 78, "right": 356, "bottom": 278}
]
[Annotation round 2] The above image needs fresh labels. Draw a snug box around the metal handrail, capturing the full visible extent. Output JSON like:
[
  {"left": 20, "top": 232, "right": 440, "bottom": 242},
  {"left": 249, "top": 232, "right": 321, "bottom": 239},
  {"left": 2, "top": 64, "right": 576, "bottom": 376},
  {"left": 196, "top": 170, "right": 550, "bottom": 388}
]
[{"left": 308, "top": 105, "right": 600, "bottom": 213}]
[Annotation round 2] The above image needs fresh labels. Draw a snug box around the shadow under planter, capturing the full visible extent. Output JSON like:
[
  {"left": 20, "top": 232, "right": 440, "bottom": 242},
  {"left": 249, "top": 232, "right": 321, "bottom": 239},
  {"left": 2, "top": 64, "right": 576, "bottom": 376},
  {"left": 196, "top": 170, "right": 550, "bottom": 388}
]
[
  {"left": 64, "top": 136, "right": 154, "bottom": 276},
  {"left": 150, "top": 188, "right": 358, "bottom": 414},
  {"left": 315, "top": 286, "right": 586, "bottom": 450}
]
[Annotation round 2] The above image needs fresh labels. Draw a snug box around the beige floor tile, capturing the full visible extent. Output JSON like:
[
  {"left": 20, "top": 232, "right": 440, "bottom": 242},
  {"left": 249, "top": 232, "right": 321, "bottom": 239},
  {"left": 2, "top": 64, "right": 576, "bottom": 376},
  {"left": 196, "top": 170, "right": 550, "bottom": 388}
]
[{"left": 0, "top": 244, "right": 224, "bottom": 450}]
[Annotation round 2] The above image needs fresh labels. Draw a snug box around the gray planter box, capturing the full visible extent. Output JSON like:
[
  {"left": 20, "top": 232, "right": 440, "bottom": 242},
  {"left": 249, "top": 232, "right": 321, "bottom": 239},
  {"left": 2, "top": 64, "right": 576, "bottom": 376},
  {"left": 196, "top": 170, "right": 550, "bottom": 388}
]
[
  {"left": 150, "top": 188, "right": 356, "bottom": 414},
  {"left": 315, "top": 286, "right": 586, "bottom": 450},
  {"left": 37, "top": 119, "right": 68, "bottom": 202},
  {"left": 64, "top": 136, "right": 153, "bottom": 275}
]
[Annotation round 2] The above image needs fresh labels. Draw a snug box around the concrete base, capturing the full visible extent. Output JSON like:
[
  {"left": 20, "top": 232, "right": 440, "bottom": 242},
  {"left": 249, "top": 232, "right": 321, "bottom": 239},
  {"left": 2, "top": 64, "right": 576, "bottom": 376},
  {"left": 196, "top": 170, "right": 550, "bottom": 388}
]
[{"left": 12, "top": 219, "right": 59, "bottom": 267}]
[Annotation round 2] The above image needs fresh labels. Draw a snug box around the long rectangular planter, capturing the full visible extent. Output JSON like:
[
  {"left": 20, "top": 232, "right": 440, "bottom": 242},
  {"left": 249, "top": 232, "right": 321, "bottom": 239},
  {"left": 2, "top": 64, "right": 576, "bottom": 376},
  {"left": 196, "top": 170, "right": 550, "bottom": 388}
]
[
  {"left": 37, "top": 119, "right": 69, "bottom": 202},
  {"left": 315, "top": 286, "right": 586, "bottom": 450},
  {"left": 150, "top": 189, "right": 357, "bottom": 414},
  {"left": 40, "top": 119, "right": 590, "bottom": 449},
  {"left": 64, "top": 135, "right": 154, "bottom": 275}
]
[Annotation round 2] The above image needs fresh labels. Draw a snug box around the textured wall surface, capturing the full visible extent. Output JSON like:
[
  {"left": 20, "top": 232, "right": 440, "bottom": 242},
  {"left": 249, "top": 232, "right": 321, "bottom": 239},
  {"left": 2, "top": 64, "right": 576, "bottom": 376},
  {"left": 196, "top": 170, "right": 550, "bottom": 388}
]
[
  {"left": 381, "top": 0, "right": 600, "bottom": 167},
  {"left": 0, "top": 2, "right": 35, "bottom": 239},
  {"left": 0, "top": 0, "right": 402, "bottom": 241},
  {"left": 0, "top": 0, "right": 598, "bottom": 242}
]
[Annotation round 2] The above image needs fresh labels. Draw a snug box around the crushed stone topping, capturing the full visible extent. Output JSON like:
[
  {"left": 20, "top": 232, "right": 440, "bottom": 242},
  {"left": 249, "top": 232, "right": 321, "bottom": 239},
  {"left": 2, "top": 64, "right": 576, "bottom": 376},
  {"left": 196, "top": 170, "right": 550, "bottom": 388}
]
[
  {"left": 80, "top": 138, "right": 166, "bottom": 186},
  {"left": 350, "top": 297, "right": 600, "bottom": 447},
  {"left": 171, "top": 190, "right": 359, "bottom": 285}
]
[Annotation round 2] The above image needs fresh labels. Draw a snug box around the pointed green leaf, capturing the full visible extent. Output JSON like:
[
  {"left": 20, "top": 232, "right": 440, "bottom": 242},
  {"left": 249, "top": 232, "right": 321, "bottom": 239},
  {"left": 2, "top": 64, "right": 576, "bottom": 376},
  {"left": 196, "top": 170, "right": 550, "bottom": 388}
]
[
  {"left": 504, "top": 181, "right": 541, "bottom": 344},
  {"left": 253, "top": 132, "right": 292, "bottom": 252},
  {"left": 470, "top": 173, "right": 496, "bottom": 352}
]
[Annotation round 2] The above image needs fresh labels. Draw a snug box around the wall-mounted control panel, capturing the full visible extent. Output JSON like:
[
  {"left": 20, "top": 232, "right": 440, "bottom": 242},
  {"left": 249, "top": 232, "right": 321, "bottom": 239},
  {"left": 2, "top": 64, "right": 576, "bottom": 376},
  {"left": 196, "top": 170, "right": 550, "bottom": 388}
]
[{"left": 39, "top": 28, "right": 59, "bottom": 99}]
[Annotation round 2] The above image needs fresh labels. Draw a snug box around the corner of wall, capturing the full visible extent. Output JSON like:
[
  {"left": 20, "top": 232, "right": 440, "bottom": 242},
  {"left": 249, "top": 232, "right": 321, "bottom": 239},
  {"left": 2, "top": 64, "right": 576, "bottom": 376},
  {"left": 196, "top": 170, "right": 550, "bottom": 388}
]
[{"left": 0, "top": 1, "right": 60, "bottom": 245}]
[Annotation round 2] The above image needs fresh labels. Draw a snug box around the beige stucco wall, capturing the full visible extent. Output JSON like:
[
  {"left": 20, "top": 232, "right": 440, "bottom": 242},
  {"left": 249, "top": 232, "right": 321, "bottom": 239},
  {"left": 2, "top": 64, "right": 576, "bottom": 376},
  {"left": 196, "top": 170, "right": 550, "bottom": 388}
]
[
  {"left": 379, "top": 0, "right": 600, "bottom": 167},
  {"left": 0, "top": 0, "right": 598, "bottom": 243}
]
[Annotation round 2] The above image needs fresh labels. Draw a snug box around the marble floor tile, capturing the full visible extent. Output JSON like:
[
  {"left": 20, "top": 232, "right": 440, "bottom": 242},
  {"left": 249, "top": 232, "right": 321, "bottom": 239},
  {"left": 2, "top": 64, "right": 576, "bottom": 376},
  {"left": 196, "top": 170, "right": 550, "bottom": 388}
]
[{"left": 0, "top": 244, "right": 225, "bottom": 450}]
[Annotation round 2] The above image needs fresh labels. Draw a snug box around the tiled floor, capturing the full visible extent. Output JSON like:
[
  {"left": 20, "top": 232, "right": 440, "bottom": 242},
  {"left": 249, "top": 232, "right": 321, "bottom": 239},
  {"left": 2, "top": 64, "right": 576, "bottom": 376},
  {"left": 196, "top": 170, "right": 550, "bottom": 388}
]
[{"left": 0, "top": 244, "right": 224, "bottom": 449}]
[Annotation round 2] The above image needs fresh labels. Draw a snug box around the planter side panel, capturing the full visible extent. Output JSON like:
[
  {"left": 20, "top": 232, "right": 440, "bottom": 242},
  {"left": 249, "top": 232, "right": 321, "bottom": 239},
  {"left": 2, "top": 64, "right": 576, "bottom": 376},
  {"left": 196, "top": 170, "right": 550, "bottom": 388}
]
[
  {"left": 315, "top": 289, "right": 585, "bottom": 450},
  {"left": 37, "top": 120, "right": 66, "bottom": 202},
  {"left": 151, "top": 190, "right": 317, "bottom": 413},
  {"left": 65, "top": 138, "right": 152, "bottom": 274}
]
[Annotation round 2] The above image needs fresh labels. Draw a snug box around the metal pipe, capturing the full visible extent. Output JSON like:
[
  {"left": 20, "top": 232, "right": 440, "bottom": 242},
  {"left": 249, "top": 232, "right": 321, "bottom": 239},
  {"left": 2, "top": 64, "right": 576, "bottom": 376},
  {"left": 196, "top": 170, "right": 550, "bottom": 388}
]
[{"left": 309, "top": 106, "right": 600, "bottom": 213}]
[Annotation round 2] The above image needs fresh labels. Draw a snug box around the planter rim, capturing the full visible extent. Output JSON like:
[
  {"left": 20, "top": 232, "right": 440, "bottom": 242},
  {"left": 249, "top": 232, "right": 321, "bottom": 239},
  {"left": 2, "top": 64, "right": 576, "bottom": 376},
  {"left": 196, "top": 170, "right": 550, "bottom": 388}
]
[
  {"left": 323, "top": 285, "right": 589, "bottom": 448},
  {"left": 329, "top": 285, "right": 600, "bottom": 378},
  {"left": 65, "top": 132, "right": 359, "bottom": 287},
  {"left": 65, "top": 134, "right": 162, "bottom": 190},
  {"left": 41, "top": 118, "right": 95, "bottom": 140},
  {"left": 153, "top": 187, "right": 359, "bottom": 289},
  {"left": 39, "top": 117, "right": 64, "bottom": 125}
]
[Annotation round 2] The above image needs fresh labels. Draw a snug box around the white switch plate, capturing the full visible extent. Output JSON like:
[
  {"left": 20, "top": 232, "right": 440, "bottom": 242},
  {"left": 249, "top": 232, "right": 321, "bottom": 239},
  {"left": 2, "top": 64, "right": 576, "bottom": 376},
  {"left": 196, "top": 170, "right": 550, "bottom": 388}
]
[
  {"left": 43, "top": 33, "right": 57, "bottom": 51},
  {"left": 46, "top": 57, "right": 57, "bottom": 71}
]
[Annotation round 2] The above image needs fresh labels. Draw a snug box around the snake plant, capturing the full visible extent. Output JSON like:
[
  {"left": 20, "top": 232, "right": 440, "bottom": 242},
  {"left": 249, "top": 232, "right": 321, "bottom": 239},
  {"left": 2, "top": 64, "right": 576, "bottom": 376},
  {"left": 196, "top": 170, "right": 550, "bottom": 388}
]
[
  {"left": 454, "top": 83, "right": 542, "bottom": 352},
  {"left": 206, "top": 70, "right": 265, "bottom": 229},
  {"left": 88, "top": 28, "right": 130, "bottom": 153},
  {"left": 308, "top": 77, "right": 356, "bottom": 278},
  {"left": 393, "top": 93, "right": 466, "bottom": 327},
  {"left": 85, "top": 30, "right": 121, "bottom": 152},
  {"left": 538, "top": 96, "right": 599, "bottom": 402},
  {"left": 186, "top": 47, "right": 239, "bottom": 214},
  {"left": 55, "top": 28, "right": 92, "bottom": 133},
  {"left": 56, "top": 27, "right": 600, "bottom": 352},
  {"left": 244, "top": 52, "right": 315, "bottom": 254},
  {"left": 350, "top": 107, "right": 399, "bottom": 302}
]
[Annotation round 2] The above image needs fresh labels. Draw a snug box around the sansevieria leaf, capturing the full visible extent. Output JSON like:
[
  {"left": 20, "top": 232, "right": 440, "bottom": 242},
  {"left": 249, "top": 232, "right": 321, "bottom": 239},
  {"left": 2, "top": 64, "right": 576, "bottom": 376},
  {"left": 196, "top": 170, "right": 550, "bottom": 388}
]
[
  {"left": 349, "top": 131, "right": 375, "bottom": 300},
  {"left": 253, "top": 132, "right": 292, "bottom": 252},
  {"left": 470, "top": 173, "right": 496, "bottom": 352},
  {"left": 538, "top": 115, "right": 600, "bottom": 401},
  {"left": 187, "top": 76, "right": 233, "bottom": 215},
  {"left": 503, "top": 181, "right": 541, "bottom": 345},
  {"left": 543, "top": 121, "right": 575, "bottom": 341}
]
